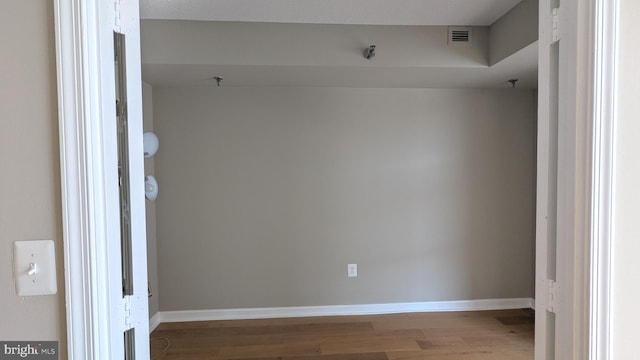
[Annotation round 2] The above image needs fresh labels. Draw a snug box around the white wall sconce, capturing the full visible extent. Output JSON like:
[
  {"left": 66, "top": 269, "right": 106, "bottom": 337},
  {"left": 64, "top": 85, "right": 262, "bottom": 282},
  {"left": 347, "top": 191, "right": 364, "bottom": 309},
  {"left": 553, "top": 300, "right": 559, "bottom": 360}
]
[
  {"left": 145, "top": 175, "right": 158, "bottom": 201},
  {"left": 143, "top": 132, "right": 159, "bottom": 201},
  {"left": 143, "top": 132, "right": 159, "bottom": 158}
]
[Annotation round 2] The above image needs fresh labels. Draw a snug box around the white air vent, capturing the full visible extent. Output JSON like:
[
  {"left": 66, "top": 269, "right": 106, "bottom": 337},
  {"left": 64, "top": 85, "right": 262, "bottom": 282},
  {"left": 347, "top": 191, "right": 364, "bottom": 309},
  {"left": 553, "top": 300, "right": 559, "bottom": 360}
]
[{"left": 448, "top": 27, "right": 473, "bottom": 46}]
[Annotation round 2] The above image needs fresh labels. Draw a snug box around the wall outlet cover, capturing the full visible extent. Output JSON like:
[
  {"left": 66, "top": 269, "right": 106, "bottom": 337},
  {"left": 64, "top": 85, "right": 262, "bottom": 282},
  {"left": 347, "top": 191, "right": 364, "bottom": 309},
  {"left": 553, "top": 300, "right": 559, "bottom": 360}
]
[{"left": 348, "top": 263, "right": 358, "bottom": 278}]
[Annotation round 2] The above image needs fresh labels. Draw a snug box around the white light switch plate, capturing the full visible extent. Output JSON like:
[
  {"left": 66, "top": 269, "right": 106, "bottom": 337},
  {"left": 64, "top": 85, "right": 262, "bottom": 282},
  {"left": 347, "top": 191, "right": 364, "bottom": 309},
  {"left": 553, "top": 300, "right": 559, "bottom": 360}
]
[{"left": 13, "top": 240, "right": 57, "bottom": 296}]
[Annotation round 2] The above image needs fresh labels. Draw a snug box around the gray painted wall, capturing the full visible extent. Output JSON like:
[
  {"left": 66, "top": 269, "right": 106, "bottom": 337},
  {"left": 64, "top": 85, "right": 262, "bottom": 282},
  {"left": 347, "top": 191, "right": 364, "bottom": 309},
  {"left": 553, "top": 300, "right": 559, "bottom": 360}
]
[
  {"left": 153, "top": 87, "right": 536, "bottom": 311},
  {"left": 489, "top": 0, "right": 538, "bottom": 66},
  {"left": 141, "top": 21, "right": 490, "bottom": 68},
  {"left": 143, "top": 82, "right": 160, "bottom": 318},
  {"left": 0, "top": 1, "right": 66, "bottom": 356}
]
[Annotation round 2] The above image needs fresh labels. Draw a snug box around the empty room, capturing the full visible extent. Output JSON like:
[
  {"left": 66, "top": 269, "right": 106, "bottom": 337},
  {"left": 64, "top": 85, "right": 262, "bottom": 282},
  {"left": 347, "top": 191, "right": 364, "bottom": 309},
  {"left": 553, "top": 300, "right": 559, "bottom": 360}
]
[
  {"left": 140, "top": 0, "right": 538, "bottom": 359},
  {"left": 7, "top": 0, "right": 637, "bottom": 358}
]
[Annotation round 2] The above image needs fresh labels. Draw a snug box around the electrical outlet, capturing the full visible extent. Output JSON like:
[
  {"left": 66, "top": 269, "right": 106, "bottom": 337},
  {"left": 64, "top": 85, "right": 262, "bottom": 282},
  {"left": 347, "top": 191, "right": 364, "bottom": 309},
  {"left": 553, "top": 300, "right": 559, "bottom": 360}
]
[{"left": 347, "top": 263, "right": 357, "bottom": 278}]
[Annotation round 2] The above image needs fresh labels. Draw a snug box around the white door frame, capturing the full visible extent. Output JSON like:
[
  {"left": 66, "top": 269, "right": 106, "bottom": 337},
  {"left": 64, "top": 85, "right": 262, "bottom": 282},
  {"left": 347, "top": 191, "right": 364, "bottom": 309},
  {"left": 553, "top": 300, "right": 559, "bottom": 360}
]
[
  {"left": 54, "top": 0, "right": 113, "bottom": 357},
  {"left": 53, "top": 0, "right": 616, "bottom": 358},
  {"left": 536, "top": 0, "right": 618, "bottom": 356},
  {"left": 54, "top": 0, "right": 149, "bottom": 358},
  {"left": 589, "top": 0, "right": 618, "bottom": 358},
  {"left": 535, "top": 0, "right": 594, "bottom": 358}
]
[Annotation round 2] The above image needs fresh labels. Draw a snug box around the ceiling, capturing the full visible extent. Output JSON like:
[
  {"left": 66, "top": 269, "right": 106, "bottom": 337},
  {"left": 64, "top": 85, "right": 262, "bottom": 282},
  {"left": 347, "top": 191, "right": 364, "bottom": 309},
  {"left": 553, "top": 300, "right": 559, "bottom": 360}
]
[
  {"left": 140, "top": 0, "right": 523, "bottom": 26},
  {"left": 140, "top": 0, "right": 538, "bottom": 89}
]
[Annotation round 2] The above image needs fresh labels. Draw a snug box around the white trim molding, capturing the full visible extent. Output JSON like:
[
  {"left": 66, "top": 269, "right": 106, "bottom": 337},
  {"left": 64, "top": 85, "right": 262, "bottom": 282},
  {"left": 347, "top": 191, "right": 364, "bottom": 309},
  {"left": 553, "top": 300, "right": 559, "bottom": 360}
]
[
  {"left": 156, "top": 298, "right": 534, "bottom": 323},
  {"left": 54, "top": 0, "right": 113, "bottom": 358},
  {"left": 149, "top": 313, "right": 162, "bottom": 333},
  {"left": 590, "top": 0, "right": 619, "bottom": 359}
]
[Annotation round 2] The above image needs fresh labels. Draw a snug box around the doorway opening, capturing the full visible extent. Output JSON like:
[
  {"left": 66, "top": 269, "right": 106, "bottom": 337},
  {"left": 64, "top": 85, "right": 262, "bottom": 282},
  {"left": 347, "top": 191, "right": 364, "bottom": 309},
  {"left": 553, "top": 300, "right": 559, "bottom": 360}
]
[{"left": 139, "top": 1, "right": 540, "bottom": 359}]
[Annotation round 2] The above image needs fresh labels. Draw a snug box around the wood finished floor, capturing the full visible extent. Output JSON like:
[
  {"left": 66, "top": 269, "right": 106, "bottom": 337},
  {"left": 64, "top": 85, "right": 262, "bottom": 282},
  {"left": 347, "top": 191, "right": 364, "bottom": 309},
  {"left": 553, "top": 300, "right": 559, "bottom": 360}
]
[{"left": 150, "top": 309, "right": 534, "bottom": 360}]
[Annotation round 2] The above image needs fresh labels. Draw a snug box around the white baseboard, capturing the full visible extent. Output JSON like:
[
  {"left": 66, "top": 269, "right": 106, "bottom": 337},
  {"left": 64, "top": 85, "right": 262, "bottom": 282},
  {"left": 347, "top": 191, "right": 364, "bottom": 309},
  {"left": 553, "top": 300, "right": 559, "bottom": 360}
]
[
  {"left": 149, "top": 312, "right": 161, "bottom": 333},
  {"left": 157, "top": 298, "right": 534, "bottom": 324}
]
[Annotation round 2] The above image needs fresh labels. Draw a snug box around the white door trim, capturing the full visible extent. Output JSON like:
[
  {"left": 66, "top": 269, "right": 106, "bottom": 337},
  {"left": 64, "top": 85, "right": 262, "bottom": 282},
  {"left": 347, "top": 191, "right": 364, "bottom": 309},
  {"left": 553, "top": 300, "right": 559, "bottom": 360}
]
[
  {"left": 536, "top": 0, "right": 615, "bottom": 358},
  {"left": 558, "top": 0, "right": 595, "bottom": 358},
  {"left": 54, "top": 0, "right": 114, "bottom": 358},
  {"left": 590, "top": 0, "right": 619, "bottom": 359},
  {"left": 55, "top": 0, "right": 149, "bottom": 358}
]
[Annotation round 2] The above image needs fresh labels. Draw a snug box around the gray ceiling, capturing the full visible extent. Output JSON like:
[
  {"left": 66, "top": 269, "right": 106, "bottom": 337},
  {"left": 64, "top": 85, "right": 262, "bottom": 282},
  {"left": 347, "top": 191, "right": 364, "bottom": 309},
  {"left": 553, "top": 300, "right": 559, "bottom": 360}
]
[{"left": 140, "top": 0, "right": 524, "bottom": 26}]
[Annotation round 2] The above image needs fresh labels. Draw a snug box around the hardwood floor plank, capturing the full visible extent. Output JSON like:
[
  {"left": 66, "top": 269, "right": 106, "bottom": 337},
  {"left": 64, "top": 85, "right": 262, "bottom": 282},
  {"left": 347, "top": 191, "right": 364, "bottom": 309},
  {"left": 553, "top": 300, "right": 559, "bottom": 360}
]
[
  {"left": 415, "top": 336, "right": 466, "bottom": 348},
  {"left": 320, "top": 338, "right": 422, "bottom": 355},
  {"left": 217, "top": 342, "right": 321, "bottom": 359},
  {"left": 387, "top": 348, "right": 532, "bottom": 360},
  {"left": 150, "top": 310, "right": 534, "bottom": 360},
  {"left": 280, "top": 328, "right": 425, "bottom": 345},
  {"left": 496, "top": 315, "right": 536, "bottom": 326},
  {"left": 157, "top": 322, "right": 373, "bottom": 337},
  {"left": 284, "top": 353, "right": 389, "bottom": 360}
]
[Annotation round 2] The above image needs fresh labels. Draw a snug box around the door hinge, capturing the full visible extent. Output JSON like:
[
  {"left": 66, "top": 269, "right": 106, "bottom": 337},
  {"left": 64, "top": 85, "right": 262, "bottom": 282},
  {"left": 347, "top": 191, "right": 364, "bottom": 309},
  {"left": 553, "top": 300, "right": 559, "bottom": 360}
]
[
  {"left": 124, "top": 296, "right": 132, "bottom": 329},
  {"left": 551, "top": 7, "right": 564, "bottom": 43},
  {"left": 547, "top": 280, "right": 559, "bottom": 313},
  {"left": 114, "top": 0, "right": 121, "bottom": 31}
]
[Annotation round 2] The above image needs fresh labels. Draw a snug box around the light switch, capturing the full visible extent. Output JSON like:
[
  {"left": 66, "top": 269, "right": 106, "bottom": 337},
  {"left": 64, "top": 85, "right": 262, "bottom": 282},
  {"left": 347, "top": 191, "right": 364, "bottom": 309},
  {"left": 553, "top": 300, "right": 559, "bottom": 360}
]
[{"left": 13, "top": 240, "right": 57, "bottom": 296}]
